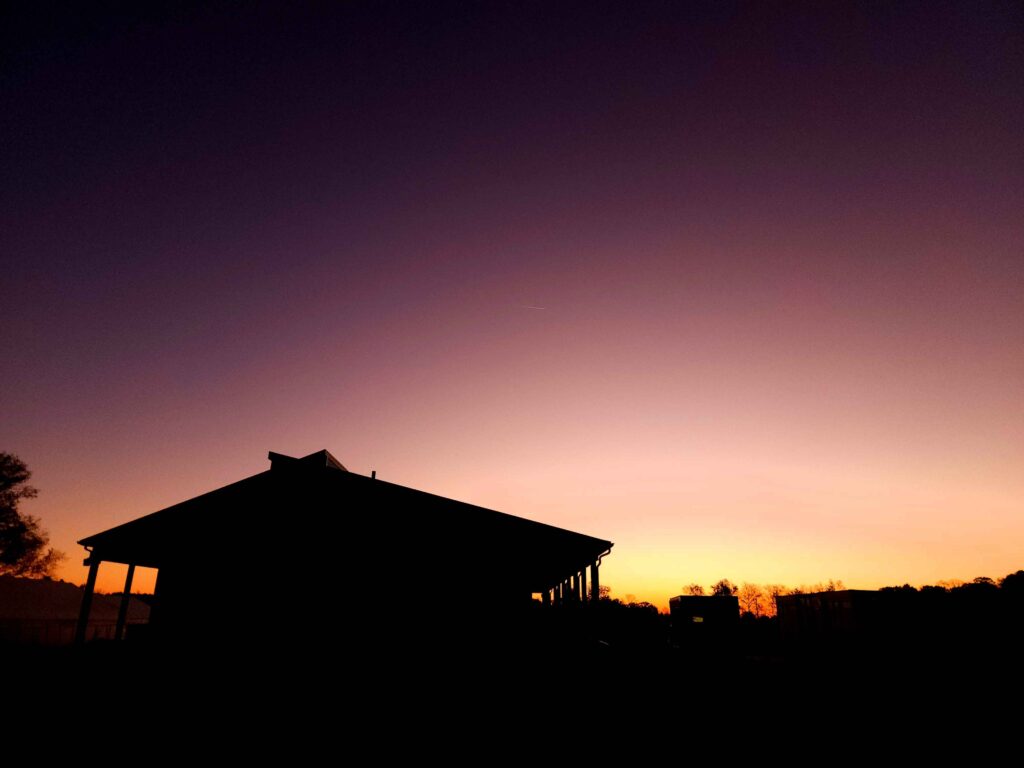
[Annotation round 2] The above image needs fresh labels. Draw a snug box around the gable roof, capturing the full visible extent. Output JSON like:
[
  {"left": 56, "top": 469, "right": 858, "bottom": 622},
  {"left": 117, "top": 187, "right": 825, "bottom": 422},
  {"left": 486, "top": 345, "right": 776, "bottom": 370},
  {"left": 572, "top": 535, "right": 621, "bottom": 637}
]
[{"left": 78, "top": 450, "right": 612, "bottom": 592}]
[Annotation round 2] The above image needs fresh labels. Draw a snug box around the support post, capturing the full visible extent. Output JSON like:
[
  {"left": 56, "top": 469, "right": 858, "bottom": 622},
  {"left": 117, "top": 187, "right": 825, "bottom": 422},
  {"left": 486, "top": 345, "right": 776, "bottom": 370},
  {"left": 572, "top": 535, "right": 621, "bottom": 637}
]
[
  {"left": 542, "top": 589, "right": 550, "bottom": 607},
  {"left": 75, "top": 557, "right": 101, "bottom": 645},
  {"left": 580, "top": 567, "right": 587, "bottom": 604},
  {"left": 115, "top": 563, "right": 136, "bottom": 640},
  {"left": 590, "top": 561, "right": 600, "bottom": 605},
  {"left": 570, "top": 573, "right": 577, "bottom": 603}
]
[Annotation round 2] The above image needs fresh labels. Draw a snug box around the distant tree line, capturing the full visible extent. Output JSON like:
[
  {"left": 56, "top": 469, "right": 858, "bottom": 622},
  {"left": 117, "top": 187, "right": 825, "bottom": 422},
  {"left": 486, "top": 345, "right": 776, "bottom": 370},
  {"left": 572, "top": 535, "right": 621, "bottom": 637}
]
[
  {"left": 878, "top": 572, "right": 1024, "bottom": 596},
  {"left": 678, "top": 578, "right": 845, "bottom": 618},
  {"left": 675, "top": 571, "right": 1024, "bottom": 619}
]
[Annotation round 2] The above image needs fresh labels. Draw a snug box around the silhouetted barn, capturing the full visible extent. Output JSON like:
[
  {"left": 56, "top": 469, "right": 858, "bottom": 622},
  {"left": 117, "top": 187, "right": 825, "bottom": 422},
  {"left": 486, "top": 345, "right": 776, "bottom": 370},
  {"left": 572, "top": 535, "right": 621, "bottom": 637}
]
[{"left": 76, "top": 450, "right": 612, "bottom": 651}]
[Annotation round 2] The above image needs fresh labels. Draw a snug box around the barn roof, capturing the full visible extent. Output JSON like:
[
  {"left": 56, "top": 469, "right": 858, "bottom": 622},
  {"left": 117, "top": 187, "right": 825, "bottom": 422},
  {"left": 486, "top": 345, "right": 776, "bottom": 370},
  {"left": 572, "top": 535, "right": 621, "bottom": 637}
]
[{"left": 78, "top": 450, "right": 612, "bottom": 591}]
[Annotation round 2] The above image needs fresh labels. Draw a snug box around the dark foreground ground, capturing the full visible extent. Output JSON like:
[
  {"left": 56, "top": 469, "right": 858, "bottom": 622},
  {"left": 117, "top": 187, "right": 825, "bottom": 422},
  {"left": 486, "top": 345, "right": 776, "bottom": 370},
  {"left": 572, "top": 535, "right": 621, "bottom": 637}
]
[{"left": 9, "top": 635, "right": 1021, "bottom": 748}]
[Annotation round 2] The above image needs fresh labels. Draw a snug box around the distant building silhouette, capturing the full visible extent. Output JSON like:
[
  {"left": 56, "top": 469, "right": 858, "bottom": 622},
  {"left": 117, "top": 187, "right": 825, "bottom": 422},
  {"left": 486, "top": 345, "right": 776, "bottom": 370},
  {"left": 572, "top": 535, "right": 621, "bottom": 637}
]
[
  {"left": 75, "top": 450, "right": 612, "bottom": 651},
  {"left": 776, "top": 590, "right": 882, "bottom": 646},
  {"left": 668, "top": 594, "right": 739, "bottom": 650}
]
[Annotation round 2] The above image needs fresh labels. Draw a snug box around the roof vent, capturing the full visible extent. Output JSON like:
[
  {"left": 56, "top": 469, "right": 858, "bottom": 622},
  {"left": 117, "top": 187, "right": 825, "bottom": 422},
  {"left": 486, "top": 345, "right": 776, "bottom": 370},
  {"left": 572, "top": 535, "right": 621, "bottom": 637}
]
[{"left": 268, "top": 450, "right": 348, "bottom": 472}]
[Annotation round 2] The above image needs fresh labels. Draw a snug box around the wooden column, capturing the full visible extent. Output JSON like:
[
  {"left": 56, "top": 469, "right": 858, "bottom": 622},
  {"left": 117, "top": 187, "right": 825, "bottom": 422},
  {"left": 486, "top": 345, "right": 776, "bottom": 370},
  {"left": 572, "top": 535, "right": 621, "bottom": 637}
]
[
  {"left": 75, "top": 557, "right": 101, "bottom": 645},
  {"left": 570, "top": 574, "right": 577, "bottom": 603},
  {"left": 115, "top": 563, "right": 136, "bottom": 640},
  {"left": 542, "top": 589, "right": 551, "bottom": 607},
  {"left": 580, "top": 567, "right": 588, "bottom": 604},
  {"left": 590, "top": 561, "right": 600, "bottom": 604}
]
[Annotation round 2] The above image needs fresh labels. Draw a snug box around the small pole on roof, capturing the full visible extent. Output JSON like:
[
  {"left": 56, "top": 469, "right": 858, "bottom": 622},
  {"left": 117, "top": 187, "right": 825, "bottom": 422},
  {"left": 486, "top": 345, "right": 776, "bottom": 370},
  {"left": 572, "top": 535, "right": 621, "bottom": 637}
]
[{"left": 371, "top": 470, "right": 377, "bottom": 479}]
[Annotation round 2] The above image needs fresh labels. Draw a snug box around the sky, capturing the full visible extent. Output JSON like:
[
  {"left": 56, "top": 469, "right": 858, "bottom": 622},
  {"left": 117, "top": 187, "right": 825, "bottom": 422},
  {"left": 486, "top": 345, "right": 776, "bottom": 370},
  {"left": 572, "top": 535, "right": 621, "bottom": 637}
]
[{"left": 2, "top": 1, "right": 1021, "bottom": 606}]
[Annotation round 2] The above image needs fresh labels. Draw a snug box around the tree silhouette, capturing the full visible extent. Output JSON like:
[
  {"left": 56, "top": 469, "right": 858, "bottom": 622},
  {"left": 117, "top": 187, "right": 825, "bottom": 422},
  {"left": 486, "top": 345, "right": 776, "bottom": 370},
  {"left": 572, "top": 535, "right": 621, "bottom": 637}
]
[
  {"left": 0, "top": 453, "right": 64, "bottom": 577},
  {"left": 589, "top": 584, "right": 612, "bottom": 601},
  {"left": 999, "top": 570, "right": 1024, "bottom": 595},
  {"left": 682, "top": 583, "right": 705, "bottom": 596},
  {"left": 763, "top": 584, "right": 788, "bottom": 617},
  {"left": 710, "top": 579, "right": 737, "bottom": 597},
  {"left": 737, "top": 582, "right": 766, "bottom": 616}
]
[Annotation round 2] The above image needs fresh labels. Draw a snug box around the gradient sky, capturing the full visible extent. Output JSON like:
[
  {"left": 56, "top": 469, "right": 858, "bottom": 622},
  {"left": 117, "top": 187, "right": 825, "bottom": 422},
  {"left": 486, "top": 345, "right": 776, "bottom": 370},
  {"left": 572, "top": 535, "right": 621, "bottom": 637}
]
[{"left": 2, "top": 1, "right": 1021, "bottom": 606}]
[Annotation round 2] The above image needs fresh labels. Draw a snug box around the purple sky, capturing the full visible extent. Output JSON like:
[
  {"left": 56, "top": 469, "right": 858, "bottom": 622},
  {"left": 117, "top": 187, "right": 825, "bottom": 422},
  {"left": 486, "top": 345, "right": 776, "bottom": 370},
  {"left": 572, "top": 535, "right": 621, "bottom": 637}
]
[{"left": 2, "top": 2, "right": 1022, "bottom": 601}]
